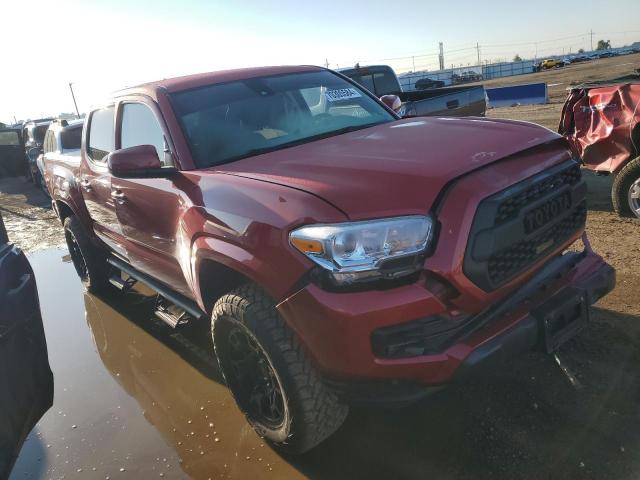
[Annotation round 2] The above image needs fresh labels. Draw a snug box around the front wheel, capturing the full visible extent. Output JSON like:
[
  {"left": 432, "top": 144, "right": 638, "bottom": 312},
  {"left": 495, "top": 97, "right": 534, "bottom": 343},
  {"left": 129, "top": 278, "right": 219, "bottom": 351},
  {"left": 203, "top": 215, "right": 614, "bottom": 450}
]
[
  {"left": 612, "top": 156, "right": 640, "bottom": 218},
  {"left": 212, "top": 284, "right": 348, "bottom": 454}
]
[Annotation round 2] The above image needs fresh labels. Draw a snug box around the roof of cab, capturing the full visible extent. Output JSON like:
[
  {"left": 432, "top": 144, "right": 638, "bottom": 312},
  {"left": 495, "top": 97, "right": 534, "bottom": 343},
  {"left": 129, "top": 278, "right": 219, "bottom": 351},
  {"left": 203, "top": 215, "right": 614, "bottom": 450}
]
[{"left": 113, "top": 65, "right": 324, "bottom": 98}]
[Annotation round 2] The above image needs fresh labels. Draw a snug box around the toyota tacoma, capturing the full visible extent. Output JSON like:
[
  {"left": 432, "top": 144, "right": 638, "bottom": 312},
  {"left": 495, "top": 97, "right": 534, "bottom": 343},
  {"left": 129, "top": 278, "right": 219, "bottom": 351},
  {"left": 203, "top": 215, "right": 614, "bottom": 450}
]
[{"left": 43, "top": 65, "right": 615, "bottom": 453}]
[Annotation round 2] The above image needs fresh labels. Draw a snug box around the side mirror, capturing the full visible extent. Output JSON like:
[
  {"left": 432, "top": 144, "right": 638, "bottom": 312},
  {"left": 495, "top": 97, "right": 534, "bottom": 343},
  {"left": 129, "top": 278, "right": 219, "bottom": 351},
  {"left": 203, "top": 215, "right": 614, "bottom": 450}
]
[
  {"left": 380, "top": 94, "right": 402, "bottom": 113},
  {"left": 107, "top": 145, "right": 174, "bottom": 178}
]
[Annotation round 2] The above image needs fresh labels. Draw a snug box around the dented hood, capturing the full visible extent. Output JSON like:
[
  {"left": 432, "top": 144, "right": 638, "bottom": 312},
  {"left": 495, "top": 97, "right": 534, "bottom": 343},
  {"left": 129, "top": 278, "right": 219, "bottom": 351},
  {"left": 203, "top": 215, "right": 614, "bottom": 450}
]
[{"left": 215, "top": 117, "right": 563, "bottom": 219}]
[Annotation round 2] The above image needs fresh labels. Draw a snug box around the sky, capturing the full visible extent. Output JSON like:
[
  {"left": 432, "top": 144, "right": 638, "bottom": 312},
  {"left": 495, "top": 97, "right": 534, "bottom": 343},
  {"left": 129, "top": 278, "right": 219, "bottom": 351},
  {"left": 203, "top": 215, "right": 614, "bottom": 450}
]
[{"left": 1, "top": 0, "right": 639, "bottom": 123}]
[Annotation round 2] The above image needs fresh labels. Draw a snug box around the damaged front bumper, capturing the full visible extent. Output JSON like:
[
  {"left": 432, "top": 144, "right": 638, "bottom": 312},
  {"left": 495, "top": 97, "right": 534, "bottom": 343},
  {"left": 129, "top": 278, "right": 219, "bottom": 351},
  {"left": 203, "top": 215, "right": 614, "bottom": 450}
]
[{"left": 278, "top": 233, "right": 615, "bottom": 405}]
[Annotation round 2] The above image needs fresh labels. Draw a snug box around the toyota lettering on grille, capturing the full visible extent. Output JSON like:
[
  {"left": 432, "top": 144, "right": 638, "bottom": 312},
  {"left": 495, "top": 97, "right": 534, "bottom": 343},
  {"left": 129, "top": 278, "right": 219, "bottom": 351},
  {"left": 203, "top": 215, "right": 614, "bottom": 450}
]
[{"left": 524, "top": 191, "right": 572, "bottom": 234}]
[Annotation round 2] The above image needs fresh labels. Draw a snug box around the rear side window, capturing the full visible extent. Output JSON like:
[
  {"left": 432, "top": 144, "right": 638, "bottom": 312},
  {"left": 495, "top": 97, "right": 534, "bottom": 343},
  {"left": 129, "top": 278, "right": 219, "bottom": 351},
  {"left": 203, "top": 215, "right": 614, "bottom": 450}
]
[
  {"left": 61, "top": 126, "right": 82, "bottom": 150},
  {"left": 120, "top": 103, "right": 166, "bottom": 164},
  {"left": 0, "top": 131, "right": 19, "bottom": 146},
  {"left": 88, "top": 107, "right": 115, "bottom": 161},
  {"left": 34, "top": 125, "right": 49, "bottom": 144}
]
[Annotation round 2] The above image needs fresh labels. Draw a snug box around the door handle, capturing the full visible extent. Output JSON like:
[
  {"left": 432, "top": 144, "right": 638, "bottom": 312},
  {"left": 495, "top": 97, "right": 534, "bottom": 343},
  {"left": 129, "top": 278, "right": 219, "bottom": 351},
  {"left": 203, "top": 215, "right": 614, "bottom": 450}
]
[
  {"left": 80, "top": 179, "right": 92, "bottom": 192},
  {"left": 446, "top": 99, "right": 460, "bottom": 109},
  {"left": 111, "top": 190, "right": 126, "bottom": 205}
]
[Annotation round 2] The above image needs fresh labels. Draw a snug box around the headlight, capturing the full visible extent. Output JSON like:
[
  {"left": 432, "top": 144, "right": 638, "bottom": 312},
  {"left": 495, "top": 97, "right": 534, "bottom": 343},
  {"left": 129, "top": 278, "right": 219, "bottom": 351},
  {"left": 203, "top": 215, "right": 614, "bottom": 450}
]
[{"left": 290, "top": 215, "right": 434, "bottom": 286}]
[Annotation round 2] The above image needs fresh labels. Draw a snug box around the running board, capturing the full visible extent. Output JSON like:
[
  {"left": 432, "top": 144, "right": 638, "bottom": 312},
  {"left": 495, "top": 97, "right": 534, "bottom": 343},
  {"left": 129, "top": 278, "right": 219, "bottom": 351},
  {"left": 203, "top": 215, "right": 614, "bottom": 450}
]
[
  {"left": 154, "top": 295, "right": 190, "bottom": 329},
  {"left": 108, "top": 272, "right": 138, "bottom": 292},
  {"left": 106, "top": 256, "right": 207, "bottom": 322}
]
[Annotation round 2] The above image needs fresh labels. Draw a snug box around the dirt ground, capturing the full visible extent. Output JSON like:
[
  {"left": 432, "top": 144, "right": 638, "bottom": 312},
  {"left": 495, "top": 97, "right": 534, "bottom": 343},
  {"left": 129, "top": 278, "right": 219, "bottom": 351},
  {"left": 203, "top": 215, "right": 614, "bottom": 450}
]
[{"left": 2, "top": 55, "right": 640, "bottom": 479}]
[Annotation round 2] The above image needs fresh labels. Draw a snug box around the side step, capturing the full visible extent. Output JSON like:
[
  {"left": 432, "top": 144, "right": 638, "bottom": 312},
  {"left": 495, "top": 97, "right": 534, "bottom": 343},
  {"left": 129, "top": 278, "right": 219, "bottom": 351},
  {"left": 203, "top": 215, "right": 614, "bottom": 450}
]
[
  {"left": 154, "top": 295, "right": 190, "bottom": 328},
  {"left": 106, "top": 256, "right": 207, "bottom": 324},
  {"left": 108, "top": 272, "right": 138, "bottom": 292}
]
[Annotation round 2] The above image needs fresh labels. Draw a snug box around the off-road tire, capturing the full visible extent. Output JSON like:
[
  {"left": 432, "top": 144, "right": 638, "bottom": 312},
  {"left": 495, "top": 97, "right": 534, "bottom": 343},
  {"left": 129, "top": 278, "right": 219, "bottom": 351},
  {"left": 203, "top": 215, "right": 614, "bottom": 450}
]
[
  {"left": 63, "top": 216, "right": 110, "bottom": 292},
  {"left": 212, "top": 284, "right": 348, "bottom": 454},
  {"left": 612, "top": 156, "right": 640, "bottom": 218}
]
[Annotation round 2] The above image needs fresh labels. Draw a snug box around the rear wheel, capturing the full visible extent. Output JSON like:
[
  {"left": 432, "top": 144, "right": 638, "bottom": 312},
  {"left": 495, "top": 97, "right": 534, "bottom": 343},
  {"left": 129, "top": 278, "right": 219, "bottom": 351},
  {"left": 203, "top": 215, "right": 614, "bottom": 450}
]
[
  {"left": 63, "top": 216, "right": 110, "bottom": 292},
  {"left": 212, "top": 284, "right": 348, "bottom": 454},
  {"left": 612, "top": 156, "right": 640, "bottom": 218}
]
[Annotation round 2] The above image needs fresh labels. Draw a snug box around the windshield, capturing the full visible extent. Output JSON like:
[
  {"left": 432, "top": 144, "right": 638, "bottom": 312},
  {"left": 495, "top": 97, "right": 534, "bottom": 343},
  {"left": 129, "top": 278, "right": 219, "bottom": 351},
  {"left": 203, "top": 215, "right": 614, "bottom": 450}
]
[{"left": 169, "top": 70, "right": 395, "bottom": 168}]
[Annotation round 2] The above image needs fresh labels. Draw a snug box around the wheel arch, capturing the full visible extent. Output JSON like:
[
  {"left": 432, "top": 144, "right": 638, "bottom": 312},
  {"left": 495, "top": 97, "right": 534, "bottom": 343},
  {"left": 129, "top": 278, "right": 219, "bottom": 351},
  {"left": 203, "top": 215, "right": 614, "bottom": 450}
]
[{"left": 195, "top": 256, "right": 253, "bottom": 314}]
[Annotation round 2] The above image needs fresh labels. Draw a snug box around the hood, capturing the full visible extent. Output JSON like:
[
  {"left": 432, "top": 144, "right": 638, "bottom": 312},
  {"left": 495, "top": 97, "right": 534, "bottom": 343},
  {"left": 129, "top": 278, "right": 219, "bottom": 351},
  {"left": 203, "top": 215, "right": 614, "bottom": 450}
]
[{"left": 214, "top": 117, "right": 562, "bottom": 220}]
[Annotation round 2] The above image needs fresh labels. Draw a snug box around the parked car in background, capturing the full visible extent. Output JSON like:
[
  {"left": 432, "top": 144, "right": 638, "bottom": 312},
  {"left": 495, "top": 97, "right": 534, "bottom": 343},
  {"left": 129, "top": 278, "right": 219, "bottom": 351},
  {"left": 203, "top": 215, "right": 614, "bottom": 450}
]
[
  {"left": 0, "top": 128, "right": 26, "bottom": 178},
  {"left": 414, "top": 77, "right": 445, "bottom": 89},
  {"left": 38, "top": 119, "right": 83, "bottom": 195},
  {"left": 539, "top": 59, "right": 565, "bottom": 70},
  {"left": 22, "top": 119, "right": 53, "bottom": 182},
  {"left": 46, "top": 65, "right": 613, "bottom": 453},
  {"left": 0, "top": 211, "right": 54, "bottom": 478},
  {"left": 559, "top": 76, "right": 640, "bottom": 218},
  {"left": 339, "top": 64, "right": 486, "bottom": 117},
  {"left": 596, "top": 51, "right": 616, "bottom": 59},
  {"left": 570, "top": 55, "right": 590, "bottom": 63},
  {"left": 452, "top": 70, "right": 482, "bottom": 84}
]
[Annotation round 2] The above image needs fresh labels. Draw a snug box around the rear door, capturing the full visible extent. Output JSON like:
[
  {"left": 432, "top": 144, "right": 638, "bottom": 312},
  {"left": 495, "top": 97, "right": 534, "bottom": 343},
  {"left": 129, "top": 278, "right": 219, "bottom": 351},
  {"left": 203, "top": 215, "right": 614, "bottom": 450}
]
[
  {"left": 0, "top": 129, "right": 26, "bottom": 178},
  {"left": 78, "top": 106, "right": 127, "bottom": 257}
]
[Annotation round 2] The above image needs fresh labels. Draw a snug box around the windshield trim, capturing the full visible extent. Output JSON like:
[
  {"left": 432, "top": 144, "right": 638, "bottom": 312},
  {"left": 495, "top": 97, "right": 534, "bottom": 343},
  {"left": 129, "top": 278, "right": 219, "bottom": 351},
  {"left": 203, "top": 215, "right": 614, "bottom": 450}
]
[{"left": 168, "top": 69, "right": 400, "bottom": 170}]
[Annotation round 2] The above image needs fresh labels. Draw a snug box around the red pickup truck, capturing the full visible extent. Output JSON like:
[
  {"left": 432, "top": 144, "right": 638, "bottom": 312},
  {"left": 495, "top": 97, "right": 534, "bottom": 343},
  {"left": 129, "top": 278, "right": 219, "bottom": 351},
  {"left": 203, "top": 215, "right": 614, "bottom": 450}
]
[{"left": 44, "top": 65, "right": 615, "bottom": 453}]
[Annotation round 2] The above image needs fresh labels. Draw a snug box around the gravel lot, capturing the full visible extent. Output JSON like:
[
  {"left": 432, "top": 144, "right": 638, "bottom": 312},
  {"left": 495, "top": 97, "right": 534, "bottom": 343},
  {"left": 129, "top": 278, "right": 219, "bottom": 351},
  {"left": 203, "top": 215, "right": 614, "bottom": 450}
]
[{"left": 3, "top": 55, "right": 640, "bottom": 479}]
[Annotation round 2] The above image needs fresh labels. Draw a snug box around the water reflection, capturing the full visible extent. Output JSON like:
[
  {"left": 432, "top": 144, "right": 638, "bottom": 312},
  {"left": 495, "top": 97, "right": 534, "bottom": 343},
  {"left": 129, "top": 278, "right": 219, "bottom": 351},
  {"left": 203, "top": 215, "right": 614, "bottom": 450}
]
[{"left": 83, "top": 289, "right": 302, "bottom": 479}]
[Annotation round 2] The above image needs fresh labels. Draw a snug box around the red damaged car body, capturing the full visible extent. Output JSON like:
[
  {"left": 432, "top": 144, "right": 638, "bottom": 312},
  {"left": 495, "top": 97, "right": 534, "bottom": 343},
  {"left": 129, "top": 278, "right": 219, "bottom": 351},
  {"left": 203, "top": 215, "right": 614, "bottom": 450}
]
[
  {"left": 44, "top": 65, "right": 615, "bottom": 453},
  {"left": 559, "top": 79, "right": 640, "bottom": 217}
]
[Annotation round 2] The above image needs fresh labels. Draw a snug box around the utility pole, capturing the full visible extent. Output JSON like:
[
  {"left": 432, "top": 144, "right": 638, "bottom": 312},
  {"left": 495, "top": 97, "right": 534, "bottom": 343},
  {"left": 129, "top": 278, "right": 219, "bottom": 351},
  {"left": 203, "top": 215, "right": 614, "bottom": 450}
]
[
  {"left": 590, "top": 29, "right": 594, "bottom": 51},
  {"left": 476, "top": 42, "right": 481, "bottom": 66},
  {"left": 412, "top": 56, "right": 415, "bottom": 72},
  {"left": 324, "top": 58, "right": 329, "bottom": 68},
  {"left": 438, "top": 42, "right": 444, "bottom": 70},
  {"left": 13, "top": 115, "right": 18, "bottom": 125},
  {"left": 68, "top": 82, "right": 80, "bottom": 119}
]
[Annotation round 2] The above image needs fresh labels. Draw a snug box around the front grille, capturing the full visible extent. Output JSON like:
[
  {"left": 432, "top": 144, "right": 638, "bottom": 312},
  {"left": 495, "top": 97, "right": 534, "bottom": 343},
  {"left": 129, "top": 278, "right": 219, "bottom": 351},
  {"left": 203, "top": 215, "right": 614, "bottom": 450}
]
[
  {"left": 487, "top": 202, "right": 586, "bottom": 284},
  {"left": 495, "top": 163, "right": 581, "bottom": 224},
  {"left": 464, "top": 160, "right": 586, "bottom": 291}
]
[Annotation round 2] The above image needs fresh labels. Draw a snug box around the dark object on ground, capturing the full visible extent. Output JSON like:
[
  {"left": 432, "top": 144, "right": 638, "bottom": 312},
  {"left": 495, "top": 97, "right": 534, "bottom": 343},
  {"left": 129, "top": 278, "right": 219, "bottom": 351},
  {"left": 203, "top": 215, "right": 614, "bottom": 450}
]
[{"left": 0, "top": 212, "right": 53, "bottom": 478}]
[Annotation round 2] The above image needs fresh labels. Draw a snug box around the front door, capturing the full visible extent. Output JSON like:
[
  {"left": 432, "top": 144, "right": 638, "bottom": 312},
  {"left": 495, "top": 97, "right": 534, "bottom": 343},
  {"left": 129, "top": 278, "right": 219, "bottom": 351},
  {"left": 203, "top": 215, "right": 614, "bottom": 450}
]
[
  {"left": 111, "top": 101, "right": 190, "bottom": 295},
  {"left": 0, "top": 129, "right": 26, "bottom": 178},
  {"left": 79, "top": 106, "right": 126, "bottom": 257}
]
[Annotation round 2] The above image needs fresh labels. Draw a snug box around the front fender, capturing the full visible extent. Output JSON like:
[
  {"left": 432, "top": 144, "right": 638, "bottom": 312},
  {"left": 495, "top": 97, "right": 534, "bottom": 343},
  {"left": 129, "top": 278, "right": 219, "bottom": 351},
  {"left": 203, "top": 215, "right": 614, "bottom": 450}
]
[{"left": 190, "top": 235, "right": 310, "bottom": 312}]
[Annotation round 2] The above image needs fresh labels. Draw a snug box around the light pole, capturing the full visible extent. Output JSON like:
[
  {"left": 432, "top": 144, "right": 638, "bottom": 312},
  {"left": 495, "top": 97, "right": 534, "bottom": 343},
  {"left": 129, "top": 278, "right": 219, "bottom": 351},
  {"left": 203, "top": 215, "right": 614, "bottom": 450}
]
[{"left": 69, "top": 82, "right": 80, "bottom": 119}]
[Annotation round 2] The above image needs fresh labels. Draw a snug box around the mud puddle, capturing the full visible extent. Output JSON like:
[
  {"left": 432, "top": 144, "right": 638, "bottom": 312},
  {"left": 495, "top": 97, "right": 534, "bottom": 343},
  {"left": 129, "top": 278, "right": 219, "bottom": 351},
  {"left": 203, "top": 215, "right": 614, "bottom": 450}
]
[{"left": 9, "top": 248, "right": 640, "bottom": 480}]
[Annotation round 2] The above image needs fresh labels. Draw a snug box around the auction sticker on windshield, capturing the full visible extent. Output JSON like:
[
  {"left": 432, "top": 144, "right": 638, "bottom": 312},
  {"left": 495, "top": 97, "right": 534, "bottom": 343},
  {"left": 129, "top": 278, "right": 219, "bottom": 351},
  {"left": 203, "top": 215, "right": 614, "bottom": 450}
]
[{"left": 326, "top": 88, "right": 362, "bottom": 102}]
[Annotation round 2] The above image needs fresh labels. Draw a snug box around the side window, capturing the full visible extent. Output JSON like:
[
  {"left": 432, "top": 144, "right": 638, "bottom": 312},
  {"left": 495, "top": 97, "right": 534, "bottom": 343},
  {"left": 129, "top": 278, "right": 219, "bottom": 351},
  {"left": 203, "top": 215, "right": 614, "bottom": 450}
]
[
  {"left": 120, "top": 103, "right": 166, "bottom": 165},
  {"left": 61, "top": 126, "right": 82, "bottom": 150},
  {"left": 0, "top": 131, "right": 20, "bottom": 146},
  {"left": 88, "top": 107, "right": 115, "bottom": 162}
]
